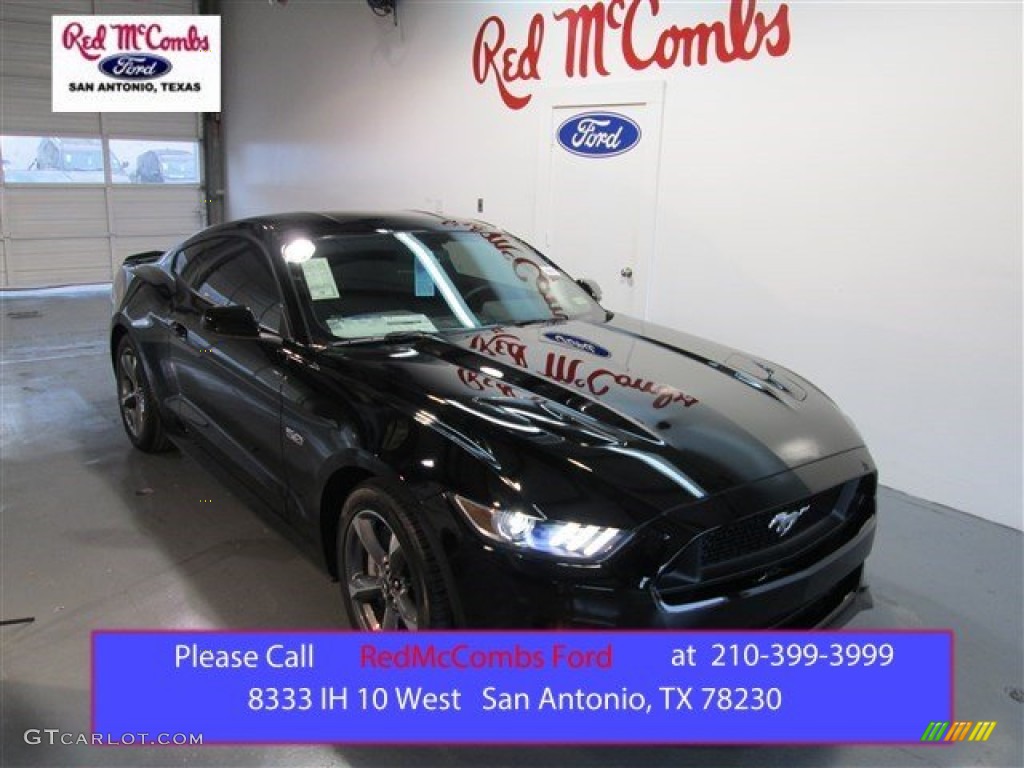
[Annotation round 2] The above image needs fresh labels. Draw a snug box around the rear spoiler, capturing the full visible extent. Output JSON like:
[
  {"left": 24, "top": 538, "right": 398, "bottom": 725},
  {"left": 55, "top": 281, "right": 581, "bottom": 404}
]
[
  {"left": 112, "top": 250, "right": 169, "bottom": 307},
  {"left": 122, "top": 250, "right": 164, "bottom": 266}
]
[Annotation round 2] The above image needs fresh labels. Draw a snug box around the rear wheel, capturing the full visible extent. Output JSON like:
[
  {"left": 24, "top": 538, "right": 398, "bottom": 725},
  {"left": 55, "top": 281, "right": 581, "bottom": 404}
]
[
  {"left": 115, "top": 336, "right": 171, "bottom": 453},
  {"left": 337, "top": 481, "right": 452, "bottom": 630}
]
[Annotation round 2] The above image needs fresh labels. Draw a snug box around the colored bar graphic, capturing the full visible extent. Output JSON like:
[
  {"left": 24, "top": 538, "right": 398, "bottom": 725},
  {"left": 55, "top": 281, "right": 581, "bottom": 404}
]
[
  {"left": 921, "top": 720, "right": 997, "bottom": 742},
  {"left": 971, "top": 722, "right": 997, "bottom": 741},
  {"left": 93, "top": 631, "right": 954, "bottom": 745},
  {"left": 945, "top": 721, "right": 971, "bottom": 741}
]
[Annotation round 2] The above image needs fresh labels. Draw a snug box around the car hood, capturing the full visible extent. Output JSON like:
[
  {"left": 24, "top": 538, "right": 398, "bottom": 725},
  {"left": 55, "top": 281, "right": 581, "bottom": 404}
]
[{"left": 319, "top": 316, "right": 867, "bottom": 525}]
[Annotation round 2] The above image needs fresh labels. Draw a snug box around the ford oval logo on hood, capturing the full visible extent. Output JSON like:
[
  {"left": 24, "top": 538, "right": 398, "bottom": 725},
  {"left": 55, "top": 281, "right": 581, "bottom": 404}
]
[
  {"left": 556, "top": 112, "right": 641, "bottom": 158},
  {"left": 98, "top": 54, "right": 173, "bottom": 80},
  {"left": 543, "top": 332, "right": 611, "bottom": 358}
]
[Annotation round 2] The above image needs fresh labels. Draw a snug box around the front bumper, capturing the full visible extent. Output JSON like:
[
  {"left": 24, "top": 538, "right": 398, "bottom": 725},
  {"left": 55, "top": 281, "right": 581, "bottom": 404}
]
[
  {"left": 562, "top": 513, "right": 875, "bottom": 628},
  {"left": 439, "top": 502, "right": 876, "bottom": 629}
]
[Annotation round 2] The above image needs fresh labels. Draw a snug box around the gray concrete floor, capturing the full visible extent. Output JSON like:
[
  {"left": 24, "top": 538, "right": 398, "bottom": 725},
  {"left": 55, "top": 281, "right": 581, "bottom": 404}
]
[{"left": 1, "top": 286, "right": 1021, "bottom": 768}]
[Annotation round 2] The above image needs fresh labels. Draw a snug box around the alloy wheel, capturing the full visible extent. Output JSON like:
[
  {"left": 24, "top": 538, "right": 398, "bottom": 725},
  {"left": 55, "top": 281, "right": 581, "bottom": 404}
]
[
  {"left": 118, "top": 347, "right": 146, "bottom": 438},
  {"left": 343, "top": 509, "right": 421, "bottom": 630}
]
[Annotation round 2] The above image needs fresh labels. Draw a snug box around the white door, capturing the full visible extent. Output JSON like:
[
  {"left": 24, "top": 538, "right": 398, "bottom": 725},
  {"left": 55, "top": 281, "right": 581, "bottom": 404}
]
[{"left": 535, "top": 83, "right": 664, "bottom": 317}]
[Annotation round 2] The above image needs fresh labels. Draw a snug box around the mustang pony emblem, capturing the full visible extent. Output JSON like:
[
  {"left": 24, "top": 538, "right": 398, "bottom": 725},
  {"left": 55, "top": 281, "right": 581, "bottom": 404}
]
[{"left": 768, "top": 505, "right": 809, "bottom": 537}]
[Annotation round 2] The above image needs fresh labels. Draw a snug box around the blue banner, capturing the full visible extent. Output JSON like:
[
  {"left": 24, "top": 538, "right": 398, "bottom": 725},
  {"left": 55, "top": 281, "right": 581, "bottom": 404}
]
[{"left": 92, "top": 631, "right": 952, "bottom": 744}]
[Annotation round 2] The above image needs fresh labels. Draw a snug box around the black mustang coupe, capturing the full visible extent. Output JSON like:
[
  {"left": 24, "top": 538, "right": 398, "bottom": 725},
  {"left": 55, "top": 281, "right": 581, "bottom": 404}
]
[{"left": 111, "top": 212, "right": 876, "bottom": 630}]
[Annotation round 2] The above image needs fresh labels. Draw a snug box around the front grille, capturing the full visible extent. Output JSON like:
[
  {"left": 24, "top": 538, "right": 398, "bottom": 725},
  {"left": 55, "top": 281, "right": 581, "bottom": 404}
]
[
  {"left": 654, "top": 474, "right": 875, "bottom": 603},
  {"left": 699, "top": 484, "right": 844, "bottom": 567}
]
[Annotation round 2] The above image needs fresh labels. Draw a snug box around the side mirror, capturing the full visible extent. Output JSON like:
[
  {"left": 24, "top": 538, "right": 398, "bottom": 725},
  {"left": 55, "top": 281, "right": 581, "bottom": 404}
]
[
  {"left": 134, "top": 263, "right": 177, "bottom": 298},
  {"left": 576, "top": 278, "right": 603, "bottom": 303},
  {"left": 202, "top": 305, "right": 261, "bottom": 338}
]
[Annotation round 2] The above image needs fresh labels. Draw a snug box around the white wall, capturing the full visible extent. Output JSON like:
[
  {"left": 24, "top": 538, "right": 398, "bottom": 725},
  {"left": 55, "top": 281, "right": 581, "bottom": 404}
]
[{"left": 221, "top": 1, "right": 1022, "bottom": 530}]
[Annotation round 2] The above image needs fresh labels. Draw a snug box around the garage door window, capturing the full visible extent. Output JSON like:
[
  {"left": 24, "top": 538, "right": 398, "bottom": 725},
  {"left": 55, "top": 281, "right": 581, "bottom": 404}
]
[
  {"left": 109, "top": 139, "right": 200, "bottom": 185},
  {"left": 1, "top": 135, "right": 118, "bottom": 184}
]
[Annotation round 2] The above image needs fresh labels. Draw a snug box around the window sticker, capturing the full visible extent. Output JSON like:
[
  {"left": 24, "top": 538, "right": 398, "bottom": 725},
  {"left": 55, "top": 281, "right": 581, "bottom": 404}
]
[
  {"left": 413, "top": 258, "right": 436, "bottom": 297},
  {"left": 327, "top": 313, "right": 437, "bottom": 339},
  {"left": 300, "top": 258, "right": 340, "bottom": 300}
]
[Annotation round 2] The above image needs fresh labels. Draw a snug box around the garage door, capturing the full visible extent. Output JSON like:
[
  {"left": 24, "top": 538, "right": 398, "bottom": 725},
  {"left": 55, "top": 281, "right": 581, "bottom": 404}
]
[{"left": 0, "top": 0, "right": 204, "bottom": 288}]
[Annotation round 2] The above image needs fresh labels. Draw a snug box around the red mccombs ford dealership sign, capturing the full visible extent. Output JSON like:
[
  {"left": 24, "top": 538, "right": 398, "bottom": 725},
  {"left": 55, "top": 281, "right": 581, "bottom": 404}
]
[{"left": 472, "top": 0, "right": 792, "bottom": 110}]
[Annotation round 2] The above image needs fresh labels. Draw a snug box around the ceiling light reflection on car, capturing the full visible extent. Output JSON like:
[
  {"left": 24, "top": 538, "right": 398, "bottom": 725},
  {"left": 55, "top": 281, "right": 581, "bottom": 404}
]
[
  {"left": 776, "top": 437, "right": 821, "bottom": 464},
  {"left": 414, "top": 410, "right": 436, "bottom": 426},
  {"left": 499, "top": 475, "right": 522, "bottom": 492},
  {"left": 446, "top": 400, "right": 541, "bottom": 433},
  {"left": 566, "top": 458, "right": 593, "bottom": 473},
  {"left": 606, "top": 445, "right": 706, "bottom": 499},
  {"left": 282, "top": 237, "right": 316, "bottom": 263}
]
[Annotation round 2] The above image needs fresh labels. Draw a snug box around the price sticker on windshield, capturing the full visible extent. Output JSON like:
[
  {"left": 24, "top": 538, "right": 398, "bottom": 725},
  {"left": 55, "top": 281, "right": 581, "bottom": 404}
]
[{"left": 300, "top": 258, "right": 340, "bottom": 300}]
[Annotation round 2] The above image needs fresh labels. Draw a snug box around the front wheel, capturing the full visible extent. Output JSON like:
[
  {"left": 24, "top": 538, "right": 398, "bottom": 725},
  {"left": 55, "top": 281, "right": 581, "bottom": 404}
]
[
  {"left": 337, "top": 480, "right": 453, "bottom": 631},
  {"left": 115, "top": 335, "right": 171, "bottom": 453}
]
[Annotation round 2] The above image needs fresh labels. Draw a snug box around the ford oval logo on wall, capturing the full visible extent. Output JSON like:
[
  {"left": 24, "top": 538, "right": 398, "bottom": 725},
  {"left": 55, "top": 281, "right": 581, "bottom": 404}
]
[
  {"left": 543, "top": 332, "right": 611, "bottom": 358},
  {"left": 557, "top": 112, "right": 641, "bottom": 158},
  {"left": 98, "top": 54, "right": 173, "bottom": 80}
]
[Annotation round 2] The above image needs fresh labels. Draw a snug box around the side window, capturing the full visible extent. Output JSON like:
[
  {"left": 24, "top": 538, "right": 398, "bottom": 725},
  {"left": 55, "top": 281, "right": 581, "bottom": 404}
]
[
  {"left": 174, "top": 238, "right": 221, "bottom": 279},
  {"left": 171, "top": 246, "right": 194, "bottom": 277},
  {"left": 183, "top": 238, "right": 285, "bottom": 334}
]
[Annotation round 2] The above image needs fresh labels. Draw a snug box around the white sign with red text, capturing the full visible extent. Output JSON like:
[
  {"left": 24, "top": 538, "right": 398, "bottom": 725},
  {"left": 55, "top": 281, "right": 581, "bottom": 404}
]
[{"left": 52, "top": 16, "right": 220, "bottom": 112}]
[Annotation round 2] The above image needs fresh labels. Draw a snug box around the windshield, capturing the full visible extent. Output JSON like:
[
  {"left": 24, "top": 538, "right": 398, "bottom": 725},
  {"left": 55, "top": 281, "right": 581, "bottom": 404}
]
[{"left": 285, "top": 229, "right": 603, "bottom": 341}]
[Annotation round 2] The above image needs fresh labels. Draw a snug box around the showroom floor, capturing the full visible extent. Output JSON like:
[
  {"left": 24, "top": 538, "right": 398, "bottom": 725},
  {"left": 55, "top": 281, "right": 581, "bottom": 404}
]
[{"left": 1, "top": 286, "right": 1021, "bottom": 768}]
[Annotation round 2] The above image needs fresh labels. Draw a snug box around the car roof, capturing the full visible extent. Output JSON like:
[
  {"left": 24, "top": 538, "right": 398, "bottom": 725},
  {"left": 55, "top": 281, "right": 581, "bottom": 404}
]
[
  {"left": 46, "top": 138, "right": 99, "bottom": 148},
  {"left": 197, "top": 211, "right": 502, "bottom": 240}
]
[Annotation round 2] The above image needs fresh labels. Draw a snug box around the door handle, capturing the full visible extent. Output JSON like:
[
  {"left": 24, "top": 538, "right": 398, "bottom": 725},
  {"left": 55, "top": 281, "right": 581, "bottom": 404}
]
[
  {"left": 172, "top": 321, "right": 188, "bottom": 339},
  {"left": 620, "top": 267, "right": 634, "bottom": 279}
]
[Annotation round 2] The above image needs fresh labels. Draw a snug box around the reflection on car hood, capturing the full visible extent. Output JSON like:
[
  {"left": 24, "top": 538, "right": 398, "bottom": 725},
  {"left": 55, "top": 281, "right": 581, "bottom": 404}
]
[{"left": 320, "top": 317, "right": 867, "bottom": 519}]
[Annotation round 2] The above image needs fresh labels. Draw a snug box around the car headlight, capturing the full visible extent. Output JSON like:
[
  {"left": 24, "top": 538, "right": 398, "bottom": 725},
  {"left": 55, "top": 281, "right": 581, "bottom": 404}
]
[{"left": 452, "top": 495, "right": 629, "bottom": 561}]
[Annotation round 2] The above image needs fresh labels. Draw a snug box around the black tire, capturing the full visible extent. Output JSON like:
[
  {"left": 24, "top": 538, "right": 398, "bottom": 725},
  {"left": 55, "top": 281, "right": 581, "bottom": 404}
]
[
  {"left": 337, "top": 480, "right": 453, "bottom": 631},
  {"left": 115, "top": 335, "right": 171, "bottom": 453}
]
